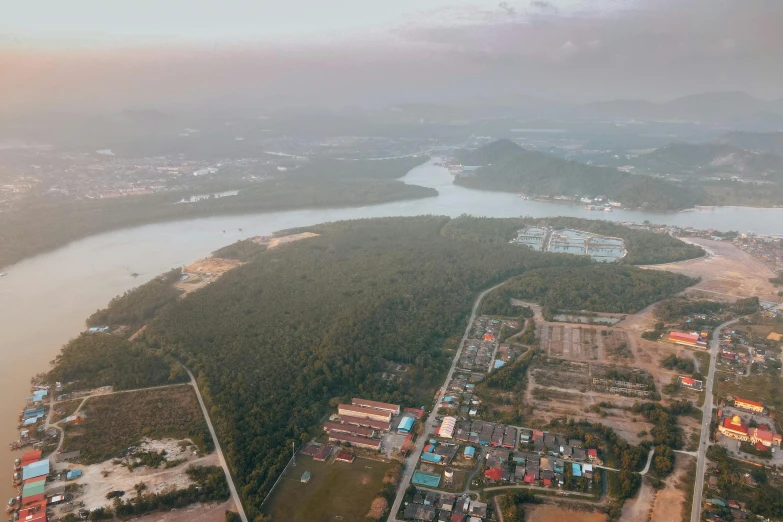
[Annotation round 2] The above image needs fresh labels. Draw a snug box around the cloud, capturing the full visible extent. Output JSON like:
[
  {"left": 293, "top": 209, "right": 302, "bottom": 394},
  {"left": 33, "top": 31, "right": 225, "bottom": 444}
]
[
  {"left": 529, "top": 0, "right": 558, "bottom": 14},
  {"left": 498, "top": 2, "right": 516, "bottom": 16}
]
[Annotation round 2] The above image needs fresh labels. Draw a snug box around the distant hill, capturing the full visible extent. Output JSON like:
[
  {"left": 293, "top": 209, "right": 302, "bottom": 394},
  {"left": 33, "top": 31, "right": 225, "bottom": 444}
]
[
  {"left": 453, "top": 140, "right": 701, "bottom": 211},
  {"left": 719, "top": 131, "right": 783, "bottom": 155},
  {"left": 636, "top": 142, "right": 783, "bottom": 181},
  {"left": 581, "top": 91, "right": 783, "bottom": 123}
]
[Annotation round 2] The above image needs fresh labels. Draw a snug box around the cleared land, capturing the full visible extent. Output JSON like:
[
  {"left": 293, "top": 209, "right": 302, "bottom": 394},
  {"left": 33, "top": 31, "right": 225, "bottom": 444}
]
[
  {"left": 131, "top": 500, "right": 236, "bottom": 522},
  {"left": 524, "top": 504, "right": 607, "bottom": 522},
  {"left": 647, "top": 238, "right": 779, "bottom": 302},
  {"left": 261, "top": 455, "right": 392, "bottom": 522},
  {"left": 650, "top": 454, "right": 695, "bottom": 522},
  {"left": 62, "top": 385, "right": 213, "bottom": 463},
  {"left": 251, "top": 232, "right": 320, "bottom": 249}
]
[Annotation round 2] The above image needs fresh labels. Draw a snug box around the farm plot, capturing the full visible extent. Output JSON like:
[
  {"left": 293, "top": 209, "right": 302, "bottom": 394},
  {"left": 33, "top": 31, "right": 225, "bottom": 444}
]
[
  {"left": 602, "top": 330, "right": 634, "bottom": 361},
  {"left": 539, "top": 324, "right": 599, "bottom": 360}
]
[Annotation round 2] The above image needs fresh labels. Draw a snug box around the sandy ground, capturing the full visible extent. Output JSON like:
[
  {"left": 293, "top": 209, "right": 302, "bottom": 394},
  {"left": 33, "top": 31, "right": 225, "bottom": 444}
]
[
  {"left": 130, "top": 500, "right": 236, "bottom": 522},
  {"left": 51, "top": 438, "right": 218, "bottom": 513},
  {"left": 650, "top": 454, "right": 695, "bottom": 522},
  {"left": 622, "top": 476, "right": 654, "bottom": 522},
  {"left": 251, "top": 232, "right": 319, "bottom": 249},
  {"left": 524, "top": 504, "right": 607, "bottom": 522},
  {"left": 645, "top": 238, "right": 780, "bottom": 303},
  {"left": 184, "top": 257, "right": 243, "bottom": 276}
]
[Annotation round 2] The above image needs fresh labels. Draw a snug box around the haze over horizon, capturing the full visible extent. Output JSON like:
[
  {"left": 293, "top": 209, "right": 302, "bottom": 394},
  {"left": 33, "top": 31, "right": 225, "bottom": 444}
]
[{"left": 2, "top": 0, "right": 782, "bottom": 114}]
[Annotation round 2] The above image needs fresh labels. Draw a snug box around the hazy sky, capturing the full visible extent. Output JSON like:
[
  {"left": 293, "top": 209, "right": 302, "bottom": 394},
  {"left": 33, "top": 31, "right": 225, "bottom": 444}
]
[{"left": 1, "top": 0, "right": 782, "bottom": 112}]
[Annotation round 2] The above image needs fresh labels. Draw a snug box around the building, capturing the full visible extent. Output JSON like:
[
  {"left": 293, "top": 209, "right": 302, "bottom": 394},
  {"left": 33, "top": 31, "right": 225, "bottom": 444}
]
[
  {"left": 301, "top": 443, "right": 332, "bottom": 461},
  {"left": 767, "top": 332, "right": 783, "bottom": 342},
  {"left": 351, "top": 398, "right": 400, "bottom": 415},
  {"left": 335, "top": 452, "right": 355, "bottom": 463},
  {"left": 326, "top": 432, "right": 381, "bottom": 451},
  {"left": 339, "top": 415, "right": 391, "bottom": 431},
  {"left": 718, "top": 415, "right": 749, "bottom": 441},
  {"left": 668, "top": 331, "right": 708, "bottom": 348},
  {"left": 300, "top": 471, "right": 311, "bottom": 483},
  {"left": 21, "top": 459, "right": 49, "bottom": 481},
  {"left": 54, "top": 450, "right": 81, "bottom": 463},
  {"left": 337, "top": 404, "right": 392, "bottom": 423},
  {"left": 679, "top": 376, "right": 704, "bottom": 391},
  {"left": 412, "top": 470, "right": 441, "bottom": 488},
  {"left": 749, "top": 427, "right": 783, "bottom": 448},
  {"left": 438, "top": 417, "right": 457, "bottom": 439},
  {"left": 464, "top": 446, "right": 476, "bottom": 459},
  {"left": 734, "top": 398, "right": 765, "bottom": 413},
  {"left": 324, "top": 422, "right": 374, "bottom": 438},
  {"left": 398, "top": 416, "right": 415, "bottom": 434}
]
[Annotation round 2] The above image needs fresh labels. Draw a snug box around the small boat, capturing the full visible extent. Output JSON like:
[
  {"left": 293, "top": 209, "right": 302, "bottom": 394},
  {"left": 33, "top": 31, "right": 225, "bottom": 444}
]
[
  {"left": 5, "top": 497, "right": 16, "bottom": 513},
  {"left": 604, "top": 207, "right": 612, "bottom": 212},
  {"left": 0, "top": 272, "right": 6, "bottom": 277}
]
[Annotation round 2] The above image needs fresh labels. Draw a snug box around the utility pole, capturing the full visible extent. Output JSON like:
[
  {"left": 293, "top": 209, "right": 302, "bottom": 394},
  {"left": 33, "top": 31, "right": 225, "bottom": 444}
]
[{"left": 292, "top": 441, "right": 296, "bottom": 466}]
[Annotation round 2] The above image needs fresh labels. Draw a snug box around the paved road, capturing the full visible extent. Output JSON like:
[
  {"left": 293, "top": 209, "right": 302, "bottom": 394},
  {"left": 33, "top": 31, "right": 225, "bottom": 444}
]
[
  {"left": 691, "top": 319, "right": 738, "bottom": 522},
  {"left": 186, "top": 367, "right": 249, "bottom": 522},
  {"left": 386, "top": 281, "right": 507, "bottom": 522}
]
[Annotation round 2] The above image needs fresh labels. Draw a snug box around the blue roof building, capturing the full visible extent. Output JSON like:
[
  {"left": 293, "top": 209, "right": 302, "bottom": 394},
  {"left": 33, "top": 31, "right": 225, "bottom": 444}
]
[
  {"left": 421, "top": 453, "right": 443, "bottom": 464},
  {"left": 412, "top": 470, "right": 441, "bottom": 487},
  {"left": 572, "top": 463, "right": 582, "bottom": 477},
  {"left": 494, "top": 360, "right": 506, "bottom": 369},
  {"left": 397, "top": 417, "right": 415, "bottom": 434},
  {"left": 22, "top": 459, "right": 50, "bottom": 481},
  {"left": 66, "top": 469, "right": 83, "bottom": 480},
  {"left": 464, "top": 446, "right": 476, "bottom": 458}
]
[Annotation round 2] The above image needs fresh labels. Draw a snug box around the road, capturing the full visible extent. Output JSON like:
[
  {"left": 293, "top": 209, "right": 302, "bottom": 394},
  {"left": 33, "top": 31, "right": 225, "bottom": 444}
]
[
  {"left": 386, "top": 280, "right": 507, "bottom": 522},
  {"left": 185, "top": 367, "right": 249, "bottom": 522},
  {"left": 690, "top": 318, "right": 738, "bottom": 522}
]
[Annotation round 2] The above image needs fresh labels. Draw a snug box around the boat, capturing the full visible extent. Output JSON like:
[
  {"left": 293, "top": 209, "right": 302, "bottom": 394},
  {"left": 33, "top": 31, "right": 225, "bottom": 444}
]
[
  {"left": 603, "top": 207, "right": 612, "bottom": 212},
  {"left": 5, "top": 497, "right": 16, "bottom": 514},
  {"left": 0, "top": 273, "right": 6, "bottom": 277}
]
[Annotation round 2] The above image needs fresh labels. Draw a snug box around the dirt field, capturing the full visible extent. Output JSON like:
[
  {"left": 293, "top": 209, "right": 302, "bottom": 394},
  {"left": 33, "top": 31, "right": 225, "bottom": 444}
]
[
  {"left": 622, "top": 476, "right": 654, "bottom": 522},
  {"left": 524, "top": 504, "right": 607, "bottom": 522},
  {"left": 50, "top": 439, "right": 218, "bottom": 513},
  {"left": 646, "top": 238, "right": 780, "bottom": 302},
  {"left": 539, "top": 324, "right": 600, "bottom": 360},
  {"left": 184, "top": 257, "right": 242, "bottom": 276},
  {"left": 650, "top": 454, "right": 695, "bottom": 522},
  {"left": 251, "top": 232, "right": 319, "bottom": 249},
  {"left": 131, "top": 500, "right": 236, "bottom": 522}
]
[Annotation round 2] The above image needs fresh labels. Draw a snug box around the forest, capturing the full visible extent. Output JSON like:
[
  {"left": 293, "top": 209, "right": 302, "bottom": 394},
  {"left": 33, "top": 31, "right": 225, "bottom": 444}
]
[
  {"left": 440, "top": 215, "right": 705, "bottom": 265},
  {"left": 453, "top": 140, "right": 702, "bottom": 211},
  {"left": 87, "top": 268, "right": 184, "bottom": 327},
  {"left": 0, "top": 156, "right": 432, "bottom": 270},
  {"left": 47, "top": 334, "right": 187, "bottom": 392},
  {"left": 485, "top": 265, "right": 697, "bottom": 314}
]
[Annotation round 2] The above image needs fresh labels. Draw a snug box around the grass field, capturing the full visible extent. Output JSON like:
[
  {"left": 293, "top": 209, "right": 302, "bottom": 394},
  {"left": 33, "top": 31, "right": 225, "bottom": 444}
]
[
  {"left": 261, "top": 455, "right": 393, "bottom": 522},
  {"left": 62, "top": 385, "right": 213, "bottom": 463}
]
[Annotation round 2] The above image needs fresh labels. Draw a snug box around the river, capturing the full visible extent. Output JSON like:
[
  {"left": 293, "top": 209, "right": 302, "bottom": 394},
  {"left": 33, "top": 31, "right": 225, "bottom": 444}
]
[{"left": 1, "top": 160, "right": 781, "bottom": 497}]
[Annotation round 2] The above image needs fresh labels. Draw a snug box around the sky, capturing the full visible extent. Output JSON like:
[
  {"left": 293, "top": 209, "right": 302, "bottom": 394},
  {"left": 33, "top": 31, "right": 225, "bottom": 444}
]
[{"left": 1, "top": 0, "right": 782, "bottom": 113}]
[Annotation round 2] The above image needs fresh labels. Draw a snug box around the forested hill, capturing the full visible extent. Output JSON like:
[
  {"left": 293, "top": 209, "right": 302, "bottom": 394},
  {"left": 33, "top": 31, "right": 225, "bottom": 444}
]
[{"left": 454, "top": 140, "right": 701, "bottom": 211}]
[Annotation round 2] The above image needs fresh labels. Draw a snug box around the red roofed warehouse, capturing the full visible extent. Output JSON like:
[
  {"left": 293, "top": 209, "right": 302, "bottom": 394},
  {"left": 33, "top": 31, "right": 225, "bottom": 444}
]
[
  {"left": 351, "top": 398, "right": 400, "bottom": 415},
  {"left": 324, "top": 422, "right": 375, "bottom": 438},
  {"left": 668, "top": 331, "right": 707, "bottom": 348},
  {"left": 326, "top": 432, "right": 381, "bottom": 451},
  {"left": 338, "top": 404, "right": 392, "bottom": 423},
  {"left": 339, "top": 415, "right": 391, "bottom": 431},
  {"left": 734, "top": 398, "right": 764, "bottom": 413}
]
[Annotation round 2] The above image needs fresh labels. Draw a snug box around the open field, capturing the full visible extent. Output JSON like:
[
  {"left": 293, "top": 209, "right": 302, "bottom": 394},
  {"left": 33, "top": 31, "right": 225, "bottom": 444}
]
[
  {"left": 524, "top": 504, "right": 607, "bottom": 522},
  {"left": 539, "top": 324, "right": 599, "bottom": 360},
  {"left": 49, "top": 442, "right": 219, "bottom": 513},
  {"left": 646, "top": 238, "right": 780, "bottom": 302},
  {"left": 261, "top": 455, "right": 393, "bottom": 522},
  {"left": 62, "top": 385, "right": 212, "bottom": 463},
  {"left": 252, "top": 231, "right": 320, "bottom": 249},
  {"left": 650, "top": 454, "right": 695, "bottom": 522}
]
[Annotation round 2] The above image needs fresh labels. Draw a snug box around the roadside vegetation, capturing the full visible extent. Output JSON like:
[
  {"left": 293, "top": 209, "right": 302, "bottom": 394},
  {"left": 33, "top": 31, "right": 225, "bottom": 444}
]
[{"left": 62, "top": 386, "right": 213, "bottom": 463}]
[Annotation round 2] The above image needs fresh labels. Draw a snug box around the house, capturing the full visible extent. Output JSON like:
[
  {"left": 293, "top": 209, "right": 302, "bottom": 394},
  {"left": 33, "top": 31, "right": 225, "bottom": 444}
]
[
  {"left": 464, "top": 446, "right": 476, "bottom": 459},
  {"left": 404, "top": 504, "right": 436, "bottom": 521},
  {"left": 587, "top": 448, "right": 602, "bottom": 464},
  {"left": 573, "top": 448, "right": 587, "bottom": 460},
  {"left": 583, "top": 464, "right": 594, "bottom": 479},
  {"left": 468, "top": 501, "right": 487, "bottom": 518},
  {"left": 301, "top": 443, "right": 332, "bottom": 461},
  {"left": 335, "top": 452, "right": 355, "bottom": 463},
  {"left": 679, "top": 376, "right": 704, "bottom": 391},
  {"left": 572, "top": 463, "right": 582, "bottom": 477},
  {"left": 484, "top": 468, "right": 503, "bottom": 482},
  {"left": 439, "top": 417, "right": 457, "bottom": 439}
]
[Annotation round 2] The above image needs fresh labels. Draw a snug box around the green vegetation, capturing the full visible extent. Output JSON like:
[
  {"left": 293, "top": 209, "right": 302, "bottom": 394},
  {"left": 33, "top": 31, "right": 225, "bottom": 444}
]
[
  {"left": 454, "top": 140, "right": 701, "bottom": 211},
  {"left": 661, "top": 354, "right": 696, "bottom": 374},
  {"left": 48, "top": 334, "right": 188, "bottom": 392},
  {"left": 212, "top": 240, "right": 266, "bottom": 261},
  {"left": 0, "top": 156, "right": 432, "bottom": 270},
  {"left": 62, "top": 386, "right": 213, "bottom": 463},
  {"left": 706, "top": 446, "right": 783, "bottom": 520},
  {"left": 487, "top": 265, "right": 696, "bottom": 314},
  {"left": 441, "top": 215, "right": 705, "bottom": 265},
  {"left": 480, "top": 349, "right": 537, "bottom": 392},
  {"left": 87, "top": 268, "right": 183, "bottom": 327},
  {"left": 642, "top": 321, "right": 666, "bottom": 340},
  {"left": 740, "top": 440, "right": 772, "bottom": 458},
  {"left": 496, "top": 490, "right": 540, "bottom": 522}
]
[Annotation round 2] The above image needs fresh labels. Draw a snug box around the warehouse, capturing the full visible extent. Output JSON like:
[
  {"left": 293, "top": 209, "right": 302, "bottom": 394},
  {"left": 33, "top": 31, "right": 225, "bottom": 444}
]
[
  {"left": 21, "top": 459, "right": 49, "bottom": 481},
  {"left": 337, "top": 404, "right": 392, "bottom": 423},
  {"left": 323, "top": 421, "right": 375, "bottom": 438},
  {"left": 397, "top": 416, "right": 415, "bottom": 434},
  {"left": 438, "top": 417, "right": 457, "bottom": 439},
  {"left": 326, "top": 432, "right": 381, "bottom": 451},
  {"left": 351, "top": 398, "right": 400, "bottom": 415},
  {"left": 734, "top": 398, "right": 765, "bottom": 413},
  {"left": 339, "top": 415, "right": 391, "bottom": 431}
]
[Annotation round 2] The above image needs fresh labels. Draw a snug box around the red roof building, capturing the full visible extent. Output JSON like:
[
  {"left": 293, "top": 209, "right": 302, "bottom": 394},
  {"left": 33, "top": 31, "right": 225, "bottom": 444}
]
[
  {"left": 326, "top": 432, "right": 381, "bottom": 451},
  {"left": 543, "top": 478, "right": 552, "bottom": 486},
  {"left": 351, "top": 398, "right": 400, "bottom": 415},
  {"left": 669, "top": 331, "right": 707, "bottom": 347},
  {"left": 338, "top": 404, "right": 392, "bottom": 422},
  {"left": 20, "top": 450, "right": 41, "bottom": 466},
  {"left": 335, "top": 452, "right": 355, "bottom": 463},
  {"left": 404, "top": 407, "right": 425, "bottom": 419},
  {"left": 323, "top": 422, "right": 375, "bottom": 438},
  {"left": 524, "top": 473, "right": 536, "bottom": 484},
  {"left": 734, "top": 398, "right": 765, "bottom": 413},
  {"left": 719, "top": 415, "right": 749, "bottom": 441},
  {"left": 339, "top": 415, "right": 391, "bottom": 431},
  {"left": 484, "top": 468, "right": 503, "bottom": 481}
]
